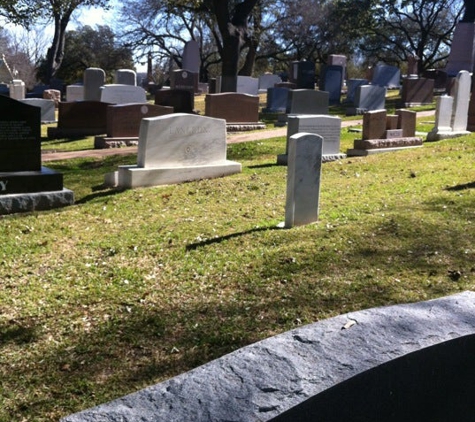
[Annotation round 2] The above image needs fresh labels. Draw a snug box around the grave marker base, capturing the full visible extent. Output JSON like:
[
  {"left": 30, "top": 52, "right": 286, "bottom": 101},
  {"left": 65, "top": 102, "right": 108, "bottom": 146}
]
[
  {"left": 347, "top": 145, "right": 423, "bottom": 156},
  {"left": 0, "top": 188, "right": 74, "bottom": 215},
  {"left": 106, "top": 161, "right": 242, "bottom": 189}
]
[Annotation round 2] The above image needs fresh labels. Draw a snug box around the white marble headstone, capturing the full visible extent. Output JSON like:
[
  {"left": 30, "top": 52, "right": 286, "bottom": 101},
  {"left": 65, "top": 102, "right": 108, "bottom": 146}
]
[
  {"left": 100, "top": 84, "right": 147, "bottom": 104},
  {"left": 451, "top": 70, "right": 470, "bottom": 132},
  {"left": 111, "top": 113, "right": 242, "bottom": 188},
  {"left": 66, "top": 85, "right": 84, "bottom": 102},
  {"left": 258, "top": 74, "right": 282, "bottom": 91},
  {"left": 138, "top": 113, "right": 227, "bottom": 168},
  {"left": 285, "top": 132, "right": 323, "bottom": 228}
]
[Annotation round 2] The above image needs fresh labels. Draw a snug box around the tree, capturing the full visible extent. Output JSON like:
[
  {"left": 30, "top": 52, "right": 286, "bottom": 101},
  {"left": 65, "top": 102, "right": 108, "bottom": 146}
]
[
  {"left": 0, "top": 0, "right": 111, "bottom": 83},
  {"left": 37, "top": 25, "right": 134, "bottom": 84},
  {"left": 331, "top": 0, "right": 463, "bottom": 72},
  {"left": 119, "top": 0, "right": 262, "bottom": 91}
]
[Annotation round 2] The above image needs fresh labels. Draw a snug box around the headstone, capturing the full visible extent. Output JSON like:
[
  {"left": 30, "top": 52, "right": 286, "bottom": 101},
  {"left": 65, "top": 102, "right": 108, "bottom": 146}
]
[
  {"left": 363, "top": 109, "right": 387, "bottom": 140},
  {"left": 277, "top": 115, "right": 344, "bottom": 165},
  {"left": 348, "top": 84, "right": 386, "bottom": 115},
  {"left": 106, "top": 113, "right": 241, "bottom": 188},
  {"left": 0, "top": 96, "right": 73, "bottom": 214},
  {"left": 446, "top": 22, "right": 475, "bottom": 75},
  {"left": 66, "top": 85, "right": 84, "bottom": 102},
  {"left": 319, "top": 65, "right": 343, "bottom": 104},
  {"left": 289, "top": 61, "right": 316, "bottom": 89},
  {"left": 60, "top": 291, "right": 475, "bottom": 422},
  {"left": 170, "top": 69, "right": 198, "bottom": 94},
  {"left": 20, "top": 98, "right": 56, "bottom": 123},
  {"left": 154, "top": 89, "right": 194, "bottom": 113},
  {"left": 9, "top": 80, "right": 25, "bottom": 100},
  {"left": 328, "top": 54, "right": 347, "bottom": 73},
  {"left": 396, "top": 109, "right": 417, "bottom": 137},
  {"left": 100, "top": 84, "right": 147, "bottom": 104},
  {"left": 0, "top": 96, "right": 41, "bottom": 172},
  {"left": 94, "top": 103, "right": 174, "bottom": 148},
  {"left": 407, "top": 55, "right": 419, "bottom": 77},
  {"left": 372, "top": 64, "right": 401, "bottom": 88},
  {"left": 287, "top": 89, "right": 329, "bottom": 114},
  {"left": 48, "top": 101, "right": 111, "bottom": 138},
  {"left": 284, "top": 133, "right": 323, "bottom": 228},
  {"left": 43, "top": 89, "right": 61, "bottom": 107},
  {"left": 386, "top": 114, "right": 399, "bottom": 130},
  {"left": 83, "top": 67, "right": 105, "bottom": 101},
  {"left": 205, "top": 93, "right": 260, "bottom": 123},
  {"left": 400, "top": 78, "right": 434, "bottom": 106},
  {"left": 345, "top": 79, "right": 368, "bottom": 103},
  {"left": 422, "top": 69, "right": 448, "bottom": 91},
  {"left": 348, "top": 108, "right": 422, "bottom": 156},
  {"left": 236, "top": 76, "right": 259, "bottom": 95},
  {"left": 258, "top": 74, "right": 282, "bottom": 92},
  {"left": 264, "top": 87, "right": 289, "bottom": 113},
  {"left": 450, "top": 70, "right": 471, "bottom": 131},
  {"left": 427, "top": 95, "right": 455, "bottom": 140},
  {"left": 114, "top": 69, "right": 136, "bottom": 86},
  {"left": 182, "top": 40, "right": 200, "bottom": 74}
]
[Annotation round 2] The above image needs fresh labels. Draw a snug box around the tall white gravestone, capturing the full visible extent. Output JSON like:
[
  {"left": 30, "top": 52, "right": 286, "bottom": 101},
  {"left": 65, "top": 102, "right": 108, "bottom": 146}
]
[
  {"left": 284, "top": 133, "right": 323, "bottom": 228},
  {"left": 427, "top": 70, "right": 470, "bottom": 140}
]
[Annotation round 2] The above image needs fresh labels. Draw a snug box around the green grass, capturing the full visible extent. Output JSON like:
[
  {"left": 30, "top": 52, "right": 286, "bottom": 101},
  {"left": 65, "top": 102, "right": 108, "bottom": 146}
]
[{"left": 4, "top": 103, "right": 475, "bottom": 421}]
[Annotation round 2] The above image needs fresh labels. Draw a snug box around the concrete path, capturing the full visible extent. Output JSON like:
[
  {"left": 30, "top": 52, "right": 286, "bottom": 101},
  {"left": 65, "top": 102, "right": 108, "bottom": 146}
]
[{"left": 41, "top": 110, "right": 434, "bottom": 162}]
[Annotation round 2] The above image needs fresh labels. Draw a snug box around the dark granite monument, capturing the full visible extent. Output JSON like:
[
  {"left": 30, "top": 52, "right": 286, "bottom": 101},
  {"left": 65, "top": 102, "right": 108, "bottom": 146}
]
[
  {"left": 154, "top": 88, "right": 194, "bottom": 113},
  {"left": 0, "top": 95, "right": 73, "bottom": 214}
]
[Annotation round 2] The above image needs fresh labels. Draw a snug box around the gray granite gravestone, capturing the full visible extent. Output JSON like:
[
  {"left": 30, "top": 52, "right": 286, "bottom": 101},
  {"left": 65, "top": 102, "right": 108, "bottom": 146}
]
[
  {"left": 287, "top": 89, "right": 329, "bottom": 115},
  {"left": 60, "top": 292, "right": 475, "bottom": 422},
  {"left": 114, "top": 69, "right": 136, "bottom": 86},
  {"left": 264, "top": 87, "right": 289, "bottom": 113},
  {"left": 277, "top": 115, "right": 344, "bottom": 164},
  {"left": 20, "top": 98, "right": 56, "bottom": 123},
  {"left": 84, "top": 67, "right": 105, "bottom": 101},
  {"left": 319, "top": 65, "right": 343, "bottom": 104},
  {"left": 348, "top": 84, "right": 386, "bottom": 115},
  {"left": 182, "top": 40, "right": 200, "bottom": 74},
  {"left": 371, "top": 64, "right": 401, "bottom": 88}
]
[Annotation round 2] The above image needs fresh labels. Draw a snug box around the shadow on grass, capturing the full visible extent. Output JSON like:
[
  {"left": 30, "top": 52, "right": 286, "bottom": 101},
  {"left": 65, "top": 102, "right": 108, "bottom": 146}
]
[
  {"left": 74, "top": 188, "right": 125, "bottom": 205},
  {"left": 446, "top": 181, "right": 475, "bottom": 191},
  {"left": 186, "top": 225, "right": 282, "bottom": 251}
]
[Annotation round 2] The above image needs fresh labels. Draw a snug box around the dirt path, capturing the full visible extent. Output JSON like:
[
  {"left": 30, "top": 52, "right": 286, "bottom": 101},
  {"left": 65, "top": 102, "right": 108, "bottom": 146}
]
[{"left": 41, "top": 110, "right": 435, "bottom": 162}]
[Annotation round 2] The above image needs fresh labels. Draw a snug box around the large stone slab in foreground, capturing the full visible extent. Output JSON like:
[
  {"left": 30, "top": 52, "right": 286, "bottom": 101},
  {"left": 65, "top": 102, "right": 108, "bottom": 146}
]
[{"left": 61, "top": 292, "right": 475, "bottom": 422}]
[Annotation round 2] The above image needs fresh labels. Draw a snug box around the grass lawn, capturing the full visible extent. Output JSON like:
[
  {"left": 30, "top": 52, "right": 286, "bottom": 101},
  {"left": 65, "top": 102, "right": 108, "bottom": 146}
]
[{"left": 2, "top": 103, "right": 475, "bottom": 421}]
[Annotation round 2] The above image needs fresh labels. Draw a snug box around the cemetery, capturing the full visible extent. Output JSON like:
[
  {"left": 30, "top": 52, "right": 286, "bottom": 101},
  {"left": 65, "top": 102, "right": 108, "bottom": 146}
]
[{"left": 1, "top": 1, "right": 475, "bottom": 421}]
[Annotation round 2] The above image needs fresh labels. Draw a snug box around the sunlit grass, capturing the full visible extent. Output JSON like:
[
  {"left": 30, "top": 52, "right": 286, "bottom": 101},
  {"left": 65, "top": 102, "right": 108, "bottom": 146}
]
[{"left": 2, "top": 128, "right": 475, "bottom": 420}]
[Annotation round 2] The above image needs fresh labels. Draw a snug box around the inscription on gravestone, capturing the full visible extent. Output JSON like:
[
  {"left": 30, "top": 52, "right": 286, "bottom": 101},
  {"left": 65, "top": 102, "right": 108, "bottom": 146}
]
[{"left": 0, "top": 96, "right": 41, "bottom": 172}]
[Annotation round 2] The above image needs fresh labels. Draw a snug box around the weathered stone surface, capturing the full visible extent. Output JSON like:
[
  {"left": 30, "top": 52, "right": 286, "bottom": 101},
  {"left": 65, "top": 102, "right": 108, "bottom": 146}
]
[
  {"left": 0, "top": 188, "right": 74, "bottom": 214},
  {"left": 62, "top": 292, "right": 475, "bottom": 422},
  {"left": 354, "top": 137, "right": 423, "bottom": 149}
]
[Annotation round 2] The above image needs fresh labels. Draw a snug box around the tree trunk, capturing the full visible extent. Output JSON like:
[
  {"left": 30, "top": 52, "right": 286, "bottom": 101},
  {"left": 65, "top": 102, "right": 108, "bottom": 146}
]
[
  {"left": 212, "top": 0, "right": 259, "bottom": 92},
  {"left": 44, "top": 11, "right": 71, "bottom": 84}
]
